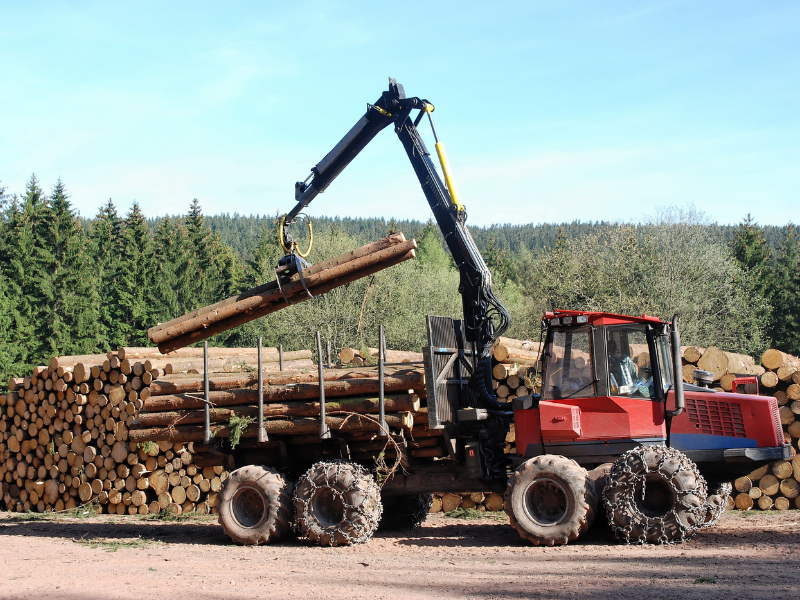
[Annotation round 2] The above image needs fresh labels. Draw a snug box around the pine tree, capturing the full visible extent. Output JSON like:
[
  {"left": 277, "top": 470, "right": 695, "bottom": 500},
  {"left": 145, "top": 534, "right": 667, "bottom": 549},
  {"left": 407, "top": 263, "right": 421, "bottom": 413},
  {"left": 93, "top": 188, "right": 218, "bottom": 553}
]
[
  {"left": 151, "top": 216, "right": 185, "bottom": 323},
  {"left": 89, "top": 200, "right": 124, "bottom": 349},
  {"left": 769, "top": 224, "right": 800, "bottom": 354},
  {"left": 4, "top": 175, "right": 50, "bottom": 364},
  {"left": 184, "top": 199, "right": 216, "bottom": 308},
  {"left": 36, "top": 179, "right": 102, "bottom": 356},
  {"left": 116, "top": 202, "right": 154, "bottom": 345}
]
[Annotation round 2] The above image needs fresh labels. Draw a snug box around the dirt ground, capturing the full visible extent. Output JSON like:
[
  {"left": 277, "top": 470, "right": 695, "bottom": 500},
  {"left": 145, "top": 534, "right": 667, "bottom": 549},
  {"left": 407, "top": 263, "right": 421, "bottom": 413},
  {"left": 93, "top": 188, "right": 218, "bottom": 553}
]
[{"left": 1, "top": 510, "right": 798, "bottom": 600}]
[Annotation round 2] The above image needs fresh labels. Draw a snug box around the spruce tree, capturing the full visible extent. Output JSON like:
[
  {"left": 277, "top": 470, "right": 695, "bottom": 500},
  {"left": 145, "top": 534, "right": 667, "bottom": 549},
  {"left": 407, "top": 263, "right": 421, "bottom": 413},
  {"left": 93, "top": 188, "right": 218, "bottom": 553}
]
[
  {"left": 769, "top": 224, "right": 800, "bottom": 354},
  {"left": 37, "top": 179, "right": 102, "bottom": 356},
  {"left": 89, "top": 200, "right": 124, "bottom": 349},
  {"left": 117, "top": 202, "right": 154, "bottom": 345},
  {"left": 184, "top": 199, "right": 216, "bottom": 308},
  {"left": 6, "top": 175, "right": 49, "bottom": 364},
  {"left": 151, "top": 216, "right": 184, "bottom": 323}
]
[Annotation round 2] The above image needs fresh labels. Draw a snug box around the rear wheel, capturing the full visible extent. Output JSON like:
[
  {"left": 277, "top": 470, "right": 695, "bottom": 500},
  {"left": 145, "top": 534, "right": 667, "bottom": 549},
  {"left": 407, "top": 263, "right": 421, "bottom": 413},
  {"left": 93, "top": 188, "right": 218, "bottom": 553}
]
[
  {"left": 504, "top": 455, "right": 596, "bottom": 546},
  {"left": 294, "top": 461, "right": 382, "bottom": 546},
  {"left": 217, "top": 465, "right": 294, "bottom": 545},
  {"left": 603, "top": 445, "right": 707, "bottom": 544}
]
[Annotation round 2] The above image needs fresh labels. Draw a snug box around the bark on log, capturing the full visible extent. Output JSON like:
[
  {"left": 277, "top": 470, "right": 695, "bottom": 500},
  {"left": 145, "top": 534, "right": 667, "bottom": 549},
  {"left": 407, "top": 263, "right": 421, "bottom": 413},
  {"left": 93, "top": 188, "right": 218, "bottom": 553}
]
[
  {"left": 134, "top": 394, "right": 420, "bottom": 427},
  {"left": 143, "top": 374, "right": 425, "bottom": 412}
]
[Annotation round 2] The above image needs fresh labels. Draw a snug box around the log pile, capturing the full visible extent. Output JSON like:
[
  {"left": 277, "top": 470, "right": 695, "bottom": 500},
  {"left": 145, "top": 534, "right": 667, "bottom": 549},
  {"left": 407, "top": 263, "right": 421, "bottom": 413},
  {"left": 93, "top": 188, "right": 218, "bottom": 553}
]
[
  {"left": 491, "top": 337, "right": 541, "bottom": 403},
  {"left": 0, "top": 346, "right": 317, "bottom": 515},
  {"left": 679, "top": 345, "right": 765, "bottom": 390},
  {"left": 679, "top": 346, "right": 800, "bottom": 511},
  {"left": 128, "top": 363, "right": 432, "bottom": 448},
  {"left": 148, "top": 233, "right": 417, "bottom": 354},
  {"left": 428, "top": 491, "right": 506, "bottom": 514}
]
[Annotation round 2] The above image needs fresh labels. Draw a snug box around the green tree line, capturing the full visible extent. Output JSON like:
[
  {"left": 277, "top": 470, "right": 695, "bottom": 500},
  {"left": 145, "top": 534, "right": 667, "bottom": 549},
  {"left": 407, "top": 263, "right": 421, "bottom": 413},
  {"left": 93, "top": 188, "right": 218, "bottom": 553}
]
[{"left": 1, "top": 175, "right": 798, "bottom": 391}]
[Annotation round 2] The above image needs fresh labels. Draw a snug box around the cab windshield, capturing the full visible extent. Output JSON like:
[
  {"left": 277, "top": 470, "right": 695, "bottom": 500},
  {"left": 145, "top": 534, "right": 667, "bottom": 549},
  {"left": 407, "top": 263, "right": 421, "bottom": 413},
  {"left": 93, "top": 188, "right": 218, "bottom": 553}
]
[{"left": 543, "top": 327, "right": 596, "bottom": 400}]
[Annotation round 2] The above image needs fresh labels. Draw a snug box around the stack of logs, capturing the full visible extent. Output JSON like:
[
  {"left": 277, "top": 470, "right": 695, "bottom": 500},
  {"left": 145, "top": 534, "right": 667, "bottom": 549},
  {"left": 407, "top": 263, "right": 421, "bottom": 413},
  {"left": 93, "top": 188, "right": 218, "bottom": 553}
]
[
  {"left": 0, "top": 346, "right": 318, "bottom": 515},
  {"left": 127, "top": 360, "right": 444, "bottom": 464},
  {"left": 429, "top": 491, "right": 506, "bottom": 513},
  {"left": 491, "top": 337, "right": 542, "bottom": 403},
  {"left": 681, "top": 346, "right": 800, "bottom": 511}
]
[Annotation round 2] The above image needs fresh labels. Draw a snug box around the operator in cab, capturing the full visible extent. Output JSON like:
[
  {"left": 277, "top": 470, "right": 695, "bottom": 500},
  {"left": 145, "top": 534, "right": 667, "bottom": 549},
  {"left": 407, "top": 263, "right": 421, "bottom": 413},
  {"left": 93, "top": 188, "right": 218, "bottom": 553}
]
[{"left": 608, "top": 338, "right": 644, "bottom": 396}]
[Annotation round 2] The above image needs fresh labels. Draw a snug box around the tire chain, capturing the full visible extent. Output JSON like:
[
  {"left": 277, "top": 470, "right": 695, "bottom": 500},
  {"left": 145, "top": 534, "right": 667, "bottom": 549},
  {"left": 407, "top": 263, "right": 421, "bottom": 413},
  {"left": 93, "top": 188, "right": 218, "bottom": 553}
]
[
  {"left": 294, "top": 460, "right": 383, "bottom": 545},
  {"left": 700, "top": 482, "right": 732, "bottom": 529},
  {"left": 603, "top": 446, "right": 708, "bottom": 545}
]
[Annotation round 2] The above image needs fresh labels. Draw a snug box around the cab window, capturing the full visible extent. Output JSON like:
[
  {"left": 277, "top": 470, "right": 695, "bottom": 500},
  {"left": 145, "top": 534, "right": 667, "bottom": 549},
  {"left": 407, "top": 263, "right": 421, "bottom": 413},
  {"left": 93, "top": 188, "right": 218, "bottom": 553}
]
[
  {"left": 543, "top": 327, "right": 596, "bottom": 400},
  {"left": 606, "top": 325, "right": 653, "bottom": 398}
]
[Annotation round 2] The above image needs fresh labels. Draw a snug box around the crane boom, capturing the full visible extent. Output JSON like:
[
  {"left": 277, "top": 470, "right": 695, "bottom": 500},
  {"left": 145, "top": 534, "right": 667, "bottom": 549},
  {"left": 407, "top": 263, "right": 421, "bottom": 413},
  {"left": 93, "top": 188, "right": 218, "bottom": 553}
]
[{"left": 281, "top": 79, "right": 510, "bottom": 407}]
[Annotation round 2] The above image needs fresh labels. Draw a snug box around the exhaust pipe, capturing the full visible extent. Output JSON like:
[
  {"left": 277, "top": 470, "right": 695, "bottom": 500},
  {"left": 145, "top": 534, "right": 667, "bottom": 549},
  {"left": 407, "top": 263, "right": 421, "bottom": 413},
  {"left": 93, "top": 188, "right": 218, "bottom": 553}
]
[{"left": 667, "top": 313, "right": 684, "bottom": 417}]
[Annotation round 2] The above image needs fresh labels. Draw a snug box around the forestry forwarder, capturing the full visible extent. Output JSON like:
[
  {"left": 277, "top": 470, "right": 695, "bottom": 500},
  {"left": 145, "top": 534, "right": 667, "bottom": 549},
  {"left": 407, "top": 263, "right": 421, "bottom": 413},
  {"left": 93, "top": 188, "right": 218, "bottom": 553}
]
[{"left": 213, "top": 80, "right": 790, "bottom": 547}]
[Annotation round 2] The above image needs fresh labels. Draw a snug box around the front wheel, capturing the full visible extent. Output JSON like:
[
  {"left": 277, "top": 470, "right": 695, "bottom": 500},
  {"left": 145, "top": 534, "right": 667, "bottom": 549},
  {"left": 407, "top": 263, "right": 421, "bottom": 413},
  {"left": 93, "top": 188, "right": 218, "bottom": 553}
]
[
  {"left": 504, "top": 455, "right": 597, "bottom": 546},
  {"left": 603, "top": 445, "right": 707, "bottom": 544}
]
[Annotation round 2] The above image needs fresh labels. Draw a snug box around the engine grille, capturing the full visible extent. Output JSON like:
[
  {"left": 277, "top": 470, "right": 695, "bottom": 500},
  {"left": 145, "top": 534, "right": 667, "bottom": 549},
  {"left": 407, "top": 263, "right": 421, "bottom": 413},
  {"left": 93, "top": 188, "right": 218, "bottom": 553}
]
[
  {"left": 770, "top": 398, "right": 785, "bottom": 444},
  {"left": 685, "top": 398, "right": 746, "bottom": 438}
]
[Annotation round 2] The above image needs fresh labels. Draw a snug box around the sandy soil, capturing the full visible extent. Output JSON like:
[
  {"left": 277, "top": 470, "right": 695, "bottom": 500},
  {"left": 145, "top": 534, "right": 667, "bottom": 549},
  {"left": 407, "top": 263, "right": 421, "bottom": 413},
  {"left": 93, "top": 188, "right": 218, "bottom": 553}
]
[{"left": 1, "top": 510, "right": 798, "bottom": 600}]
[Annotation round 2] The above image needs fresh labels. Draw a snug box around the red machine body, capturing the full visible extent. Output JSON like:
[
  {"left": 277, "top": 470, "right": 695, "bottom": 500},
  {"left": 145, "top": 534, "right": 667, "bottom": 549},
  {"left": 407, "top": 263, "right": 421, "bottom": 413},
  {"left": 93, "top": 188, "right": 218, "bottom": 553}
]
[{"left": 513, "top": 310, "right": 789, "bottom": 482}]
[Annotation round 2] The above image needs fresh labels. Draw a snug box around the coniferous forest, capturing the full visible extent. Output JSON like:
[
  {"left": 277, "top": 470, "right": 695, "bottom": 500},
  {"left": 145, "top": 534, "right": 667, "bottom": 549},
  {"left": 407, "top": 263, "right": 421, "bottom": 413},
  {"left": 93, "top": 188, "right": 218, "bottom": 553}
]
[{"left": 1, "top": 174, "right": 798, "bottom": 392}]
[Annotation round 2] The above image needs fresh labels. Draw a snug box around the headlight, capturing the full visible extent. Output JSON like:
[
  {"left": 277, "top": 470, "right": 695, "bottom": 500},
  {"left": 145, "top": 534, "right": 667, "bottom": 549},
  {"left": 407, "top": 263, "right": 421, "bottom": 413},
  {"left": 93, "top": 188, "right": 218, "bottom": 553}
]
[{"left": 576, "top": 315, "right": 589, "bottom": 324}]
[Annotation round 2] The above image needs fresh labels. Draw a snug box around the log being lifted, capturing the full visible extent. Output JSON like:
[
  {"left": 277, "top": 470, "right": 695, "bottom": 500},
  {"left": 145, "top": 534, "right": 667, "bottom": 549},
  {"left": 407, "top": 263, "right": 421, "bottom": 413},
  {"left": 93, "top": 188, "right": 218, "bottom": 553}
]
[{"left": 148, "top": 234, "right": 417, "bottom": 353}]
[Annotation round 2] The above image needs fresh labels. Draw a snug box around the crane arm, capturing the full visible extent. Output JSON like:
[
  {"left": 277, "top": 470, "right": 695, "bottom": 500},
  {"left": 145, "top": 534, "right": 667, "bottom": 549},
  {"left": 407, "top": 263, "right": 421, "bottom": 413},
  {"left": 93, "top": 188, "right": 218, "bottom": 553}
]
[{"left": 282, "top": 79, "right": 510, "bottom": 406}]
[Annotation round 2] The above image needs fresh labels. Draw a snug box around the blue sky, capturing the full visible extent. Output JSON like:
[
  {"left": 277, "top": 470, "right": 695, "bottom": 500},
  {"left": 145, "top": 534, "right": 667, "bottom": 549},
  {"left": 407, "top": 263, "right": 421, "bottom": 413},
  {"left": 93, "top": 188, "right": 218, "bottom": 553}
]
[{"left": 1, "top": 1, "right": 798, "bottom": 226}]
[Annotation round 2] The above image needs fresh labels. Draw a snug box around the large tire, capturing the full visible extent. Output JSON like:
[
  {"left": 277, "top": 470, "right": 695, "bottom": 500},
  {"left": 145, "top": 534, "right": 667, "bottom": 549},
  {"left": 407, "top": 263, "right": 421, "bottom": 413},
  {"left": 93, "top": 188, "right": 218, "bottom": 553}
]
[
  {"left": 218, "top": 465, "right": 294, "bottom": 545},
  {"left": 294, "top": 461, "right": 382, "bottom": 546},
  {"left": 700, "top": 483, "right": 732, "bottom": 529},
  {"left": 603, "top": 445, "right": 707, "bottom": 544},
  {"left": 504, "top": 455, "right": 597, "bottom": 546},
  {"left": 379, "top": 494, "right": 433, "bottom": 531}
]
